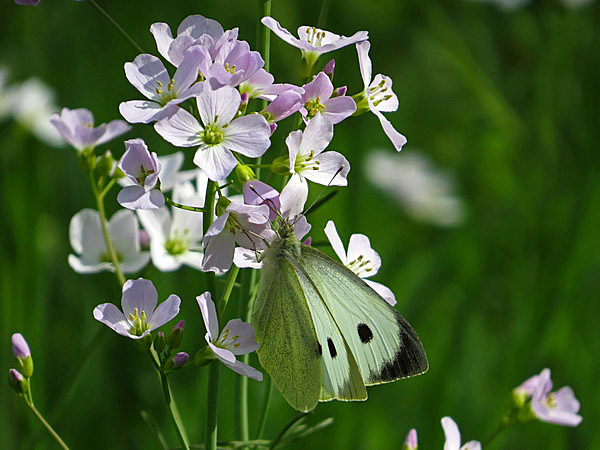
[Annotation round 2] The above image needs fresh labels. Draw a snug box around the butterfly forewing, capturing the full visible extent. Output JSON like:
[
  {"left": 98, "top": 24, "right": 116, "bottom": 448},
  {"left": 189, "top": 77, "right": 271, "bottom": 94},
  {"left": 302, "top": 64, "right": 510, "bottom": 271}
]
[
  {"left": 299, "top": 245, "right": 428, "bottom": 385},
  {"left": 252, "top": 254, "right": 322, "bottom": 412},
  {"left": 286, "top": 257, "right": 367, "bottom": 403}
]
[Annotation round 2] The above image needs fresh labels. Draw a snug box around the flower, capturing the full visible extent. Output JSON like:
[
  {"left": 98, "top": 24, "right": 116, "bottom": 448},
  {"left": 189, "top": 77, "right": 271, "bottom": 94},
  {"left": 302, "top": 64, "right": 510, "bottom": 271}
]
[
  {"left": 202, "top": 200, "right": 274, "bottom": 274},
  {"left": 5, "top": 78, "right": 64, "bottom": 147},
  {"left": 50, "top": 107, "right": 130, "bottom": 152},
  {"left": 200, "top": 39, "right": 265, "bottom": 90},
  {"left": 117, "top": 139, "right": 164, "bottom": 210},
  {"left": 277, "top": 113, "right": 349, "bottom": 218},
  {"left": 402, "top": 429, "right": 418, "bottom": 450},
  {"left": 119, "top": 47, "right": 205, "bottom": 124},
  {"left": 300, "top": 72, "right": 356, "bottom": 124},
  {"left": 324, "top": 221, "right": 396, "bottom": 306},
  {"left": 243, "top": 180, "right": 281, "bottom": 221},
  {"left": 137, "top": 180, "right": 205, "bottom": 271},
  {"left": 355, "top": 41, "right": 406, "bottom": 151},
  {"left": 196, "top": 292, "right": 262, "bottom": 380},
  {"left": 516, "top": 368, "right": 582, "bottom": 427},
  {"left": 262, "top": 16, "right": 368, "bottom": 69},
  {"left": 172, "top": 352, "right": 189, "bottom": 368},
  {"left": 118, "top": 151, "right": 196, "bottom": 192},
  {"left": 15, "top": 0, "right": 41, "bottom": 5},
  {"left": 441, "top": 417, "right": 481, "bottom": 450},
  {"left": 11, "top": 333, "right": 30, "bottom": 359},
  {"left": 365, "top": 150, "right": 465, "bottom": 227},
  {"left": 150, "top": 14, "right": 226, "bottom": 67},
  {"left": 238, "top": 69, "right": 303, "bottom": 101},
  {"left": 263, "top": 88, "right": 304, "bottom": 123},
  {"left": 68, "top": 209, "right": 150, "bottom": 274},
  {"left": 155, "top": 83, "right": 271, "bottom": 181},
  {"left": 93, "top": 278, "right": 180, "bottom": 340}
]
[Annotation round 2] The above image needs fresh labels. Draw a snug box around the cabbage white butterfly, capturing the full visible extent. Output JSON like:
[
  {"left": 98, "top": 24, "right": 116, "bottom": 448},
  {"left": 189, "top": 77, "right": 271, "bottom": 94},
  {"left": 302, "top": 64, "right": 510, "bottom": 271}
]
[{"left": 251, "top": 219, "right": 428, "bottom": 412}]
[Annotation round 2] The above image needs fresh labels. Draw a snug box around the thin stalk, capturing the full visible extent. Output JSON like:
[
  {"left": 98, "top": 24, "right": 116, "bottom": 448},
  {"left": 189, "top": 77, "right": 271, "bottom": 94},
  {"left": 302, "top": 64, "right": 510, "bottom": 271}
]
[
  {"left": 218, "top": 266, "right": 240, "bottom": 316},
  {"left": 27, "top": 403, "right": 70, "bottom": 450},
  {"left": 270, "top": 413, "right": 309, "bottom": 449},
  {"left": 256, "top": 0, "right": 272, "bottom": 179},
  {"left": 317, "top": 0, "right": 331, "bottom": 28},
  {"left": 255, "top": 376, "right": 273, "bottom": 439},
  {"left": 236, "top": 270, "right": 251, "bottom": 443},
  {"left": 165, "top": 196, "right": 205, "bottom": 213},
  {"left": 160, "top": 372, "right": 190, "bottom": 450},
  {"left": 203, "top": 179, "right": 218, "bottom": 450},
  {"left": 482, "top": 419, "right": 510, "bottom": 447},
  {"left": 89, "top": 171, "right": 126, "bottom": 287},
  {"left": 88, "top": 0, "right": 145, "bottom": 54}
]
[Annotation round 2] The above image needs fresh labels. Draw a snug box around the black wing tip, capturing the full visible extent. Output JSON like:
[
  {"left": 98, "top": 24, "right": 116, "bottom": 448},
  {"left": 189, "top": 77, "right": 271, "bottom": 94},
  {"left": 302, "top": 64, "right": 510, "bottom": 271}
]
[{"left": 368, "top": 315, "right": 429, "bottom": 384}]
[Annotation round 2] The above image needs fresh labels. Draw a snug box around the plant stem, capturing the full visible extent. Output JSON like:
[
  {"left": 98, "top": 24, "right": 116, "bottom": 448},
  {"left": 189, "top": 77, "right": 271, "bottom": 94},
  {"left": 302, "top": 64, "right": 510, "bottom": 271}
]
[
  {"left": 218, "top": 266, "right": 240, "bottom": 316},
  {"left": 165, "top": 195, "right": 205, "bottom": 213},
  {"left": 205, "top": 361, "right": 221, "bottom": 450},
  {"left": 482, "top": 418, "right": 510, "bottom": 447},
  {"left": 89, "top": 171, "right": 126, "bottom": 287},
  {"left": 236, "top": 270, "right": 251, "bottom": 443},
  {"left": 256, "top": 0, "right": 272, "bottom": 179},
  {"left": 270, "top": 413, "right": 309, "bottom": 449},
  {"left": 27, "top": 403, "right": 70, "bottom": 450},
  {"left": 317, "top": 0, "right": 331, "bottom": 28},
  {"left": 160, "top": 372, "right": 190, "bottom": 450},
  {"left": 88, "top": 0, "right": 145, "bottom": 54}
]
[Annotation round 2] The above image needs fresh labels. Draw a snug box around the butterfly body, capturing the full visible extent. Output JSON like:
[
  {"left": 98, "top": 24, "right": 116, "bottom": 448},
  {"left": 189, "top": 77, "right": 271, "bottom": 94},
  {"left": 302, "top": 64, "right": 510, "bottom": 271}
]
[{"left": 252, "top": 222, "right": 428, "bottom": 412}]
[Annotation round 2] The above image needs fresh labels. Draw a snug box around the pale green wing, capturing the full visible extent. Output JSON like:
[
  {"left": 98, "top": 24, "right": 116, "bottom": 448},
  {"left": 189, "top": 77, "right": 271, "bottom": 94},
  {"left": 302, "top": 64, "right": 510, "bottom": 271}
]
[
  {"left": 251, "top": 254, "right": 321, "bottom": 412},
  {"left": 299, "top": 245, "right": 428, "bottom": 385},
  {"left": 286, "top": 257, "right": 367, "bottom": 403}
]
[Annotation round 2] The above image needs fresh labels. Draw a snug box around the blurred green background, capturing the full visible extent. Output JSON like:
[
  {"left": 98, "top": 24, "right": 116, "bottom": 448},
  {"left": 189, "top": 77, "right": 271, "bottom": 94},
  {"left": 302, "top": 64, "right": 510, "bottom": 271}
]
[{"left": 1, "top": 0, "right": 599, "bottom": 448}]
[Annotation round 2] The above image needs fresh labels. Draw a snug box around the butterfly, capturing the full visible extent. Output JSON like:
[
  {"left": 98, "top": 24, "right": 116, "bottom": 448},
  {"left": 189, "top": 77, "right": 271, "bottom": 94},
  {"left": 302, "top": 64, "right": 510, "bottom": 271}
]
[{"left": 251, "top": 218, "right": 428, "bottom": 412}]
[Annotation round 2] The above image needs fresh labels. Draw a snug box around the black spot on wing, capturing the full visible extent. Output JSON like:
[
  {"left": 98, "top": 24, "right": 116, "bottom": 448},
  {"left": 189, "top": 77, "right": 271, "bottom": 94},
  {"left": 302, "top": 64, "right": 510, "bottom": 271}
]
[
  {"left": 369, "top": 315, "right": 428, "bottom": 383},
  {"left": 327, "top": 338, "right": 337, "bottom": 358},
  {"left": 317, "top": 342, "right": 322, "bottom": 356},
  {"left": 357, "top": 323, "right": 373, "bottom": 343}
]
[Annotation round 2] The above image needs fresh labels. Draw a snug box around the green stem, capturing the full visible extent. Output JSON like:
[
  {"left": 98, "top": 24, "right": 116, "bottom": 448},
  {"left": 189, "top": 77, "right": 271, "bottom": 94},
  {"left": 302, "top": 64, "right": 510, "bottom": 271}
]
[
  {"left": 317, "top": 0, "right": 331, "bottom": 28},
  {"left": 255, "top": 376, "right": 273, "bottom": 440},
  {"left": 236, "top": 270, "right": 252, "bottom": 442},
  {"left": 482, "top": 418, "right": 511, "bottom": 447},
  {"left": 256, "top": 0, "right": 272, "bottom": 179},
  {"left": 88, "top": 0, "right": 145, "bottom": 54},
  {"left": 165, "top": 195, "right": 205, "bottom": 213},
  {"left": 160, "top": 372, "right": 190, "bottom": 450},
  {"left": 218, "top": 266, "right": 240, "bottom": 316},
  {"left": 26, "top": 403, "right": 70, "bottom": 450},
  {"left": 205, "top": 362, "right": 221, "bottom": 450},
  {"left": 270, "top": 413, "right": 309, "bottom": 449},
  {"left": 89, "top": 171, "right": 126, "bottom": 287}
]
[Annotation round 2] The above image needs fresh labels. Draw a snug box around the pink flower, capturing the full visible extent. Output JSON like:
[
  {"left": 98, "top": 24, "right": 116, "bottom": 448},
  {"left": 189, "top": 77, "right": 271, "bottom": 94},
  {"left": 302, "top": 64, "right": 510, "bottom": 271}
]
[
  {"left": 300, "top": 71, "right": 356, "bottom": 124},
  {"left": 197, "top": 292, "right": 262, "bottom": 381},
  {"left": 402, "top": 429, "right": 418, "bottom": 450}
]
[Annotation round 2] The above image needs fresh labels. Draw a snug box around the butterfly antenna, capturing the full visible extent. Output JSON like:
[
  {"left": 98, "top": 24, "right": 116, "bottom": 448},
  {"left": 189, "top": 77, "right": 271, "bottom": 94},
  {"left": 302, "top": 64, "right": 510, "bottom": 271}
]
[
  {"left": 300, "top": 165, "right": 345, "bottom": 220},
  {"left": 247, "top": 183, "right": 284, "bottom": 222}
]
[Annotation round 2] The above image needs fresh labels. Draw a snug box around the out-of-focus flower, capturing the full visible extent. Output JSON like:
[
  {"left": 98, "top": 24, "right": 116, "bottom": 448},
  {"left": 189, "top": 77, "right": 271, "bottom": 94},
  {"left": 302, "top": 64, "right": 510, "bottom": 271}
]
[
  {"left": 275, "top": 114, "right": 349, "bottom": 218},
  {"left": 15, "top": 0, "right": 41, "bottom": 6},
  {"left": 355, "top": 41, "right": 406, "bottom": 151},
  {"left": 441, "top": 417, "right": 481, "bottom": 450},
  {"left": 262, "top": 16, "right": 367, "bottom": 70},
  {"left": 300, "top": 72, "right": 356, "bottom": 124},
  {"left": 119, "top": 48, "right": 204, "bottom": 124},
  {"left": 324, "top": 221, "right": 396, "bottom": 306},
  {"left": 49, "top": 107, "right": 130, "bottom": 152},
  {"left": 365, "top": 150, "right": 465, "bottom": 227},
  {"left": 155, "top": 84, "right": 271, "bottom": 181},
  {"left": 11, "top": 333, "right": 30, "bottom": 359},
  {"left": 8, "top": 369, "right": 26, "bottom": 394},
  {"left": 402, "top": 429, "right": 418, "bottom": 450},
  {"left": 202, "top": 199, "right": 274, "bottom": 274},
  {"left": 93, "top": 278, "right": 180, "bottom": 340},
  {"left": 68, "top": 209, "right": 150, "bottom": 274},
  {"left": 5, "top": 78, "right": 63, "bottom": 146},
  {"left": 151, "top": 14, "right": 226, "bottom": 67},
  {"left": 196, "top": 292, "right": 262, "bottom": 380},
  {"left": 514, "top": 368, "right": 582, "bottom": 427},
  {"left": 466, "top": 0, "right": 530, "bottom": 10},
  {"left": 117, "top": 138, "right": 164, "bottom": 210},
  {"left": 138, "top": 180, "right": 205, "bottom": 271}
]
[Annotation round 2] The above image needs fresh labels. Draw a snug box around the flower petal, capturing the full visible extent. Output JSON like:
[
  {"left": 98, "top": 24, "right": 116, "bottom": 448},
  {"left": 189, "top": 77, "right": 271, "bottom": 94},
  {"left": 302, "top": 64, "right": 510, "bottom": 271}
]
[
  {"left": 173, "top": 46, "right": 205, "bottom": 93},
  {"left": 196, "top": 292, "right": 219, "bottom": 340},
  {"left": 302, "top": 72, "right": 333, "bottom": 102},
  {"left": 148, "top": 294, "right": 181, "bottom": 330},
  {"left": 193, "top": 144, "right": 238, "bottom": 181},
  {"left": 222, "top": 359, "right": 263, "bottom": 381},
  {"left": 347, "top": 233, "right": 381, "bottom": 273},
  {"left": 210, "top": 341, "right": 237, "bottom": 364},
  {"left": 372, "top": 109, "right": 407, "bottom": 152},
  {"left": 261, "top": 17, "right": 303, "bottom": 50},
  {"left": 197, "top": 84, "right": 240, "bottom": 127},
  {"left": 121, "top": 278, "right": 158, "bottom": 319},
  {"left": 119, "top": 100, "right": 173, "bottom": 124},
  {"left": 302, "top": 151, "right": 350, "bottom": 186},
  {"left": 93, "top": 303, "right": 131, "bottom": 337},
  {"left": 280, "top": 174, "right": 308, "bottom": 218},
  {"left": 441, "top": 417, "right": 461, "bottom": 450},
  {"left": 356, "top": 41, "right": 372, "bottom": 90},
  {"left": 300, "top": 113, "right": 334, "bottom": 157},
  {"left": 233, "top": 247, "right": 262, "bottom": 269},
  {"left": 150, "top": 22, "right": 174, "bottom": 63},
  {"left": 96, "top": 120, "right": 131, "bottom": 146},
  {"left": 220, "top": 318, "right": 260, "bottom": 355},
  {"left": 202, "top": 224, "right": 235, "bottom": 274},
  {"left": 324, "top": 220, "right": 347, "bottom": 263},
  {"left": 322, "top": 96, "right": 356, "bottom": 124},
  {"left": 224, "top": 114, "right": 271, "bottom": 157},
  {"left": 155, "top": 108, "right": 204, "bottom": 147},
  {"left": 364, "top": 280, "right": 396, "bottom": 306},
  {"left": 69, "top": 208, "right": 104, "bottom": 257},
  {"left": 68, "top": 254, "right": 111, "bottom": 274},
  {"left": 124, "top": 54, "right": 170, "bottom": 100}
]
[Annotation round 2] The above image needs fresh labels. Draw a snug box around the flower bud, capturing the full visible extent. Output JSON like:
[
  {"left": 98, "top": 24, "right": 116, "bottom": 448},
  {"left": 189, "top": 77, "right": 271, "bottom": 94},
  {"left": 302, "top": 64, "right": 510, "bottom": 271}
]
[
  {"left": 269, "top": 123, "right": 277, "bottom": 135},
  {"left": 323, "top": 59, "right": 335, "bottom": 80},
  {"left": 194, "top": 346, "right": 215, "bottom": 366},
  {"left": 96, "top": 150, "right": 115, "bottom": 178},
  {"left": 303, "top": 237, "right": 312, "bottom": 246},
  {"left": 271, "top": 156, "right": 291, "bottom": 175},
  {"left": 134, "top": 334, "right": 153, "bottom": 352},
  {"left": 12, "top": 333, "right": 33, "bottom": 378},
  {"left": 8, "top": 369, "right": 26, "bottom": 394},
  {"left": 332, "top": 86, "right": 347, "bottom": 98},
  {"left": 401, "top": 429, "right": 418, "bottom": 450},
  {"left": 216, "top": 196, "right": 232, "bottom": 216},
  {"left": 172, "top": 352, "right": 189, "bottom": 368},
  {"left": 153, "top": 331, "right": 166, "bottom": 353},
  {"left": 167, "top": 320, "right": 185, "bottom": 349},
  {"left": 236, "top": 164, "right": 256, "bottom": 184}
]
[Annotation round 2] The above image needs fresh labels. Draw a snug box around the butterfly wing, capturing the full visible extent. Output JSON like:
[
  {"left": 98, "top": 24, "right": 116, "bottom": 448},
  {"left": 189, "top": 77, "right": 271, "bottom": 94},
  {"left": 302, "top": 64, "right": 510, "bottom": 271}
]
[
  {"left": 287, "top": 257, "right": 367, "bottom": 403},
  {"left": 252, "top": 254, "right": 322, "bottom": 412},
  {"left": 299, "top": 245, "right": 428, "bottom": 385}
]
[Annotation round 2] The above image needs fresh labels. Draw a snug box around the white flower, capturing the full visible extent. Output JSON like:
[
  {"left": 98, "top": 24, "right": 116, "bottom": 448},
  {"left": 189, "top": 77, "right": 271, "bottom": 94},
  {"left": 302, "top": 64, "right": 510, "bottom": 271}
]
[
  {"left": 68, "top": 209, "right": 150, "bottom": 274},
  {"left": 117, "top": 151, "right": 197, "bottom": 192},
  {"left": 324, "top": 220, "right": 396, "bottom": 306},
  {"left": 137, "top": 179, "right": 206, "bottom": 272},
  {"left": 441, "top": 417, "right": 481, "bottom": 450},
  {"left": 365, "top": 150, "right": 465, "bottom": 227}
]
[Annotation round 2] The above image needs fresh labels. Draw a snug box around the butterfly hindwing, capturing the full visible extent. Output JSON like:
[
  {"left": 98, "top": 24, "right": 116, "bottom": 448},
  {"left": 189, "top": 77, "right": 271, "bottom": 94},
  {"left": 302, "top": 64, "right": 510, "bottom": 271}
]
[
  {"left": 252, "top": 254, "right": 322, "bottom": 412},
  {"left": 299, "top": 245, "right": 429, "bottom": 385},
  {"left": 286, "top": 256, "right": 367, "bottom": 403}
]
